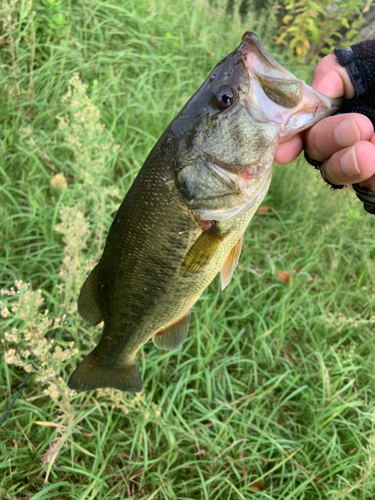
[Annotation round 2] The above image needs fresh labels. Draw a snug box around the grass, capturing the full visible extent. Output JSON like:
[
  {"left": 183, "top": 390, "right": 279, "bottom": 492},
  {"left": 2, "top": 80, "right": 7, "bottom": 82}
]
[{"left": 1, "top": 0, "right": 375, "bottom": 498}]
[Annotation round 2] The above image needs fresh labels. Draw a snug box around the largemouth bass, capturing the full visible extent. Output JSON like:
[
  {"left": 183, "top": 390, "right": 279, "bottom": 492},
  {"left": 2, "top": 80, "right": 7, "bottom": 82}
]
[{"left": 68, "top": 32, "right": 340, "bottom": 393}]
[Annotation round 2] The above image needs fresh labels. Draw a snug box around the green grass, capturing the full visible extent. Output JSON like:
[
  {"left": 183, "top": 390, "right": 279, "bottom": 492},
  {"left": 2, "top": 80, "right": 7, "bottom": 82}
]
[{"left": 1, "top": 0, "right": 375, "bottom": 498}]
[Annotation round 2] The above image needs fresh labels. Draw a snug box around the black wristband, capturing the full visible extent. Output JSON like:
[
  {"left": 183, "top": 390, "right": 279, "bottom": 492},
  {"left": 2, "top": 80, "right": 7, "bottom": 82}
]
[
  {"left": 352, "top": 183, "right": 375, "bottom": 214},
  {"left": 304, "top": 151, "right": 344, "bottom": 190}
]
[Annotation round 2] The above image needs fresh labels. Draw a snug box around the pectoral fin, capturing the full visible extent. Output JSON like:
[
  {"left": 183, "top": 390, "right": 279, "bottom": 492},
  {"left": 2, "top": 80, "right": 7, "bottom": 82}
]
[
  {"left": 152, "top": 310, "right": 191, "bottom": 351},
  {"left": 220, "top": 235, "right": 244, "bottom": 290},
  {"left": 77, "top": 264, "right": 103, "bottom": 326},
  {"left": 182, "top": 225, "right": 226, "bottom": 275}
]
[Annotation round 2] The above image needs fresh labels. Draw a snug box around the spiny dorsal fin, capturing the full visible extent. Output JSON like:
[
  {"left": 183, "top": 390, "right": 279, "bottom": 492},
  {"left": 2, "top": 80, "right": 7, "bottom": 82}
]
[
  {"left": 77, "top": 264, "right": 104, "bottom": 326},
  {"left": 68, "top": 350, "right": 142, "bottom": 393},
  {"left": 181, "top": 225, "right": 226, "bottom": 275},
  {"left": 152, "top": 311, "right": 191, "bottom": 351},
  {"left": 220, "top": 235, "right": 244, "bottom": 290}
]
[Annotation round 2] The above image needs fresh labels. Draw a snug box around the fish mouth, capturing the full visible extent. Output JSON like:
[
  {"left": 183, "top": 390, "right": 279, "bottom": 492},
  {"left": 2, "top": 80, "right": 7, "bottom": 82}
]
[{"left": 238, "top": 32, "right": 341, "bottom": 136}]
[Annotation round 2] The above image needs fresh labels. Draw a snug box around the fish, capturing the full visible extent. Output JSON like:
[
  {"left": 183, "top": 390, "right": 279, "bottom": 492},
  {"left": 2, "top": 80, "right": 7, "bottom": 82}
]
[{"left": 68, "top": 32, "right": 340, "bottom": 393}]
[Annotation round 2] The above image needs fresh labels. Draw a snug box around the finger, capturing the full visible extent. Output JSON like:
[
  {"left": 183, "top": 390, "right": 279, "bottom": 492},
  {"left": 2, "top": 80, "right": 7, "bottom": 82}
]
[
  {"left": 311, "top": 54, "right": 355, "bottom": 99},
  {"left": 274, "top": 134, "right": 304, "bottom": 165},
  {"left": 305, "top": 114, "right": 374, "bottom": 161},
  {"left": 321, "top": 140, "right": 375, "bottom": 191}
]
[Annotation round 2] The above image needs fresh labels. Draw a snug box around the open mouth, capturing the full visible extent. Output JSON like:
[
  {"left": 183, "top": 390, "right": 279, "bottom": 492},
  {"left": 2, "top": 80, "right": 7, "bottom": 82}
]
[{"left": 237, "top": 31, "right": 341, "bottom": 138}]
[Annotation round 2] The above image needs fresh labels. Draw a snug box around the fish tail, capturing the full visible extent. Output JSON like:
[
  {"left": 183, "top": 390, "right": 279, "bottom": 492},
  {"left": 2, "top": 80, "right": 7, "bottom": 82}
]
[{"left": 68, "top": 350, "right": 142, "bottom": 393}]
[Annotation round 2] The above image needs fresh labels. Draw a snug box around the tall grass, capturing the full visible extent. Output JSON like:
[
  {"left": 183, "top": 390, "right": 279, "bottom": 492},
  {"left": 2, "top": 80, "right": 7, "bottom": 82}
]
[{"left": 1, "top": 0, "right": 375, "bottom": 498}]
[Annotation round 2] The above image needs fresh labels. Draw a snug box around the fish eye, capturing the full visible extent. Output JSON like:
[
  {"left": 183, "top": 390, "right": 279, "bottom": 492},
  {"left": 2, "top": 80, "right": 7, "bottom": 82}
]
[{"left": 216, "top": 87, "right": 235, "bottom": 109}]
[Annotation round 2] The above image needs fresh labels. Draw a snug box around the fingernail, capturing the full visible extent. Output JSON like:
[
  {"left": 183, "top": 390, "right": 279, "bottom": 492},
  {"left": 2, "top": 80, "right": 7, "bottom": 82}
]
[
  {"left": 334, "top": 119, "right": 360, "bottom": 148},
  {"left": 340, "top": 146, "right": 360, "bottom": 177}
]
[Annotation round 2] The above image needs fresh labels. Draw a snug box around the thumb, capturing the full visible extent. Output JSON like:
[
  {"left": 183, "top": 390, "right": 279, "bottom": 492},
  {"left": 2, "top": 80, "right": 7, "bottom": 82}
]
[{"left": 311, "top": 54, "right": 355, "bottom": 99}]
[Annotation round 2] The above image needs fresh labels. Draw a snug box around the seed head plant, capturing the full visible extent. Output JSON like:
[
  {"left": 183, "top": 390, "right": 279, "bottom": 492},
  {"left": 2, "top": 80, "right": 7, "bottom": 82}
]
[
  {"left": 2, "top": 72, "right": 124, "bottom": 480},
  {"left": 1, "top": 281, "right": 78, "bottom": 480},
  {"left": 2, "top": 281, "right": 76, "bottom": 405},
  {"left": 55, "top": 204, "right": 92, "bottom": 315},
  {"left": 57, "top": 73, "right": 121, "bottom": 256}
]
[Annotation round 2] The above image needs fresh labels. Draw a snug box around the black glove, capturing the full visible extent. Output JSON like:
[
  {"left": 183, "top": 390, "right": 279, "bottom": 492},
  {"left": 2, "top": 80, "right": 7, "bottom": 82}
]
[{"left": 334, "top": 40, "right": 375, "bottom": 127}]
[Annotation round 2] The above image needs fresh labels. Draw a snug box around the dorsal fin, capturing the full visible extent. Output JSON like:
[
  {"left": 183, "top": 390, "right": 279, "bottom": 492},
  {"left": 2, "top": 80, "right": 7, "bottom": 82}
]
[
  {"left": 152, "top": 311, "right": 191, "bottom": 351},
  {"left": 220, "top": 235, "right": 244, "bottom": 290},
  {"left": 77, "top": 264, "right": 103, "bottom": 326}
]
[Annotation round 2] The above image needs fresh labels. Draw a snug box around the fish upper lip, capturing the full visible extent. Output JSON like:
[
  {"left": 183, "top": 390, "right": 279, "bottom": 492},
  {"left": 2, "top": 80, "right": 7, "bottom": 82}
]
[{"left": 238, "top": 41, "right": 250, "bottom": 56}]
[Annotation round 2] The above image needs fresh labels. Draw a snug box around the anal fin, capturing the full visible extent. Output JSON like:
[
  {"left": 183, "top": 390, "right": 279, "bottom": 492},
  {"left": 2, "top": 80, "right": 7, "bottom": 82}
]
[
  {"left": 220, "top": 235, "right": 244, "bottom": 290},
  {"left": 152, "top": 311, "right": 191, "bottom": 351},
  {"left": 182, "top": 225, "right": 226, "bottom": 275},
  {"left": 77, "top": 264, "right": 103, "bottom": 326},
  {"left": 68, "top": 350, "right": 142, "bottom": 393}
]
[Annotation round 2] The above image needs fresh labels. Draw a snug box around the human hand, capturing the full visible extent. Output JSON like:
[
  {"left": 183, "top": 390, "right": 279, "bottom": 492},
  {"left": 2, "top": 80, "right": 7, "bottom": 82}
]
[{"left": 274, "top": 54, "right": 375, "bottom": 192}]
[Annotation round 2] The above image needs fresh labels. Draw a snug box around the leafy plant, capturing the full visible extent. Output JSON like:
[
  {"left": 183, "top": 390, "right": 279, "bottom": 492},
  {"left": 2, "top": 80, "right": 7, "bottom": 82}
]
[
  {"left": 276, "top": 0, "right": 371, "bottom": 62},
  {"left": 34, "top": 0, "right": 67, "bottom": 41}
]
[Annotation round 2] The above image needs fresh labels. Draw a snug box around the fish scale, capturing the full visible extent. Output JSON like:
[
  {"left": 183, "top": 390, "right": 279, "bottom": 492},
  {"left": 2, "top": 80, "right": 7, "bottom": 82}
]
[{"left": 69, "top": 32, "right": 340, "bottom": 393}]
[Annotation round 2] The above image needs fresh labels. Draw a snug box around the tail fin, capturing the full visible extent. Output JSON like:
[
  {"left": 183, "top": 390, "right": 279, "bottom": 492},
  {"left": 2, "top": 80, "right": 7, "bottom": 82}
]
[{"left": 68, "top": 351, "right": 142, "bottom": 393}]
